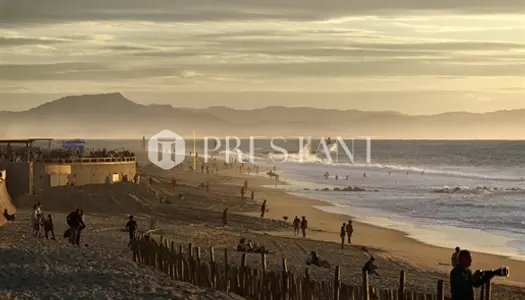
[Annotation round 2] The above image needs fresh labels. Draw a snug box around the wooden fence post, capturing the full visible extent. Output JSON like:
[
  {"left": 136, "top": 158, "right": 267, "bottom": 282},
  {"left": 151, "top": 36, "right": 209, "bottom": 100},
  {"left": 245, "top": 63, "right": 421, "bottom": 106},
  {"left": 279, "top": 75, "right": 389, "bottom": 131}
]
[
  {"left": 178, "top": 245, "right": 184, "bottom": 281},
  {"left": 240, "top": 253, "right": 247, "bottom": 296},
  {"left": 195, "top": 247, "right": 201, "bottom": 286},
  {"left": 436, "top": 280, "right": 444, "bottom": 300},
  {"left": 334, "top": 266, "right": 340, "bottom": 300},
  {"left": 224, "top": 248, "right": 230, "bottom": 292},
  {"left": 170, "top": 241, "right": 175, "bottom": 279},
  {"left": 398, "top": 270, "right": 406, "bottom": 300},
  {"left": 304, "top": 268, "right": 311, "bottom": 300},
  {"left": 484, "top": 280, "right": 492, "bottom": 300},
  {"left": 362, "top": 270, "right": 370, "bottom": 300},
  {"left": 282, "top": 258, "right": 289, "bottom": 300},
  {"left": 210, "top": 247, "right": 216, "bottom": 289},
  {"left": 262, "top": 252, "right": 267, "bottom": 300}
]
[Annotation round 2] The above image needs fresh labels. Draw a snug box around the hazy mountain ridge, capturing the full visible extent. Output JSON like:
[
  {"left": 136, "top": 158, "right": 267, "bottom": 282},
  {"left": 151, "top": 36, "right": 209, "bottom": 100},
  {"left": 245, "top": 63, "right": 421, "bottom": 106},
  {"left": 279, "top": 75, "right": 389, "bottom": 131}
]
[{"left": 2, "top": 93, "right": 525, "bottom": 139}]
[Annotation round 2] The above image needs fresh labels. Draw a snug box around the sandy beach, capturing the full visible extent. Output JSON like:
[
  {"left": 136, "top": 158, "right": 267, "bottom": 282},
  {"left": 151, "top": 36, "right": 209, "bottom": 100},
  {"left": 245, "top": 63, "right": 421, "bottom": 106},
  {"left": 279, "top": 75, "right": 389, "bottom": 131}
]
[{"left": 2, "top": 157, "right": 525, "bottom": 299}]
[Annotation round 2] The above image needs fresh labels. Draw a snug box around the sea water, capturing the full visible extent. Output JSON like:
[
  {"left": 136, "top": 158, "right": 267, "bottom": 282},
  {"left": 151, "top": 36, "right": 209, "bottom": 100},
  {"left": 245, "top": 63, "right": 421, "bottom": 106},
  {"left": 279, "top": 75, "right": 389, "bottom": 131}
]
[{"left": 252, "top": 140, "right": 525, "bottom": 260}]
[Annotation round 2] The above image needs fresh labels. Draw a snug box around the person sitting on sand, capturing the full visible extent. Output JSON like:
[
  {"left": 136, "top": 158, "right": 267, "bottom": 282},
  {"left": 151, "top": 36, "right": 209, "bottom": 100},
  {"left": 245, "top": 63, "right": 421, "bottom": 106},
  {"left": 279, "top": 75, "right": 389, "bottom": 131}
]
[
  {"left": 304, "top": 250, "right": 330, "bottom": 268},
  {"left": 363, "top": 257, "right": 379, "bottom": 276},
  {"left": 126, "top": 215, "right": 138, "bottom": 243},
  {"left": 3, "top": 208, "right": 15, "bottom": 221},
  {"left": 43, "top": 214, "right": 55, "bottom": 240},
  {"left": 237, "top": 238, "right": 246, "bottom": 251},
  {"left": 451, "top": 247, "right": 460, "bottom": 267}
]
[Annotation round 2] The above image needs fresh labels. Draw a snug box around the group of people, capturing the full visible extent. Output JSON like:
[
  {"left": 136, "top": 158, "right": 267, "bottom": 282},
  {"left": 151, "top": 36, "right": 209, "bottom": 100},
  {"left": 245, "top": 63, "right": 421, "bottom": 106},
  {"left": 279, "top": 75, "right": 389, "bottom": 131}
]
[
  {"left": 339, "top": 220, "right": 354, "bottom": 249},
  {"left": 237, "top": 238, "right": 268, "bottom": 253},
  {"left": 0, "top": 146, "right": 135, "bottom": 163},
  {"left": 292, "top": 216, "right": 309, "bottom": 237},
  {"left": 30, "top": 202, "right": 56, "bottom": 240}
]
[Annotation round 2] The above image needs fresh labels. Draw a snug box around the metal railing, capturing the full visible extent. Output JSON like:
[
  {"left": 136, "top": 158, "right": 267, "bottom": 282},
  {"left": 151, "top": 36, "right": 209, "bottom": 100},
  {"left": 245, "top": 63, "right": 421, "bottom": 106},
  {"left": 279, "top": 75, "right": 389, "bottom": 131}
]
[{"left": 40, "top": 156, "right": 136, "bottom": 164}]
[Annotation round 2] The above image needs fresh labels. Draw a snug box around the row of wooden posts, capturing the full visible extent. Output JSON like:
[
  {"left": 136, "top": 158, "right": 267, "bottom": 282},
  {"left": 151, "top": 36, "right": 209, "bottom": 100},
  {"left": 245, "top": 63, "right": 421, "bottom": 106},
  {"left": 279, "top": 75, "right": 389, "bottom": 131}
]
[{"left": 130, "top": 233, "right": 491, "bottom": 300}]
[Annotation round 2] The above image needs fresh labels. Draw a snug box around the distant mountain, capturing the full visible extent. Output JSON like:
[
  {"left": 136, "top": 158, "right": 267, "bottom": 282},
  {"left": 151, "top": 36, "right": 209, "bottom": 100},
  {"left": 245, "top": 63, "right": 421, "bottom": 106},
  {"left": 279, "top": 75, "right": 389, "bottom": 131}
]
[{"left": 2, "top": 93, "right": 525, "bottom": 139}]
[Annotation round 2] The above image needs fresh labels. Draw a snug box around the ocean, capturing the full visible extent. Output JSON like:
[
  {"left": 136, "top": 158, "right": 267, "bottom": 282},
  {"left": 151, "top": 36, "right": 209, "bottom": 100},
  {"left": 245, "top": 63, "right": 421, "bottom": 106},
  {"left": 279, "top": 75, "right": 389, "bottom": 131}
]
[
  {"left": 45, "top": 138, "right": 525, "bottom": 259},
  {"left": 215, "top": 139, "right": 525, "bottom": 260}
]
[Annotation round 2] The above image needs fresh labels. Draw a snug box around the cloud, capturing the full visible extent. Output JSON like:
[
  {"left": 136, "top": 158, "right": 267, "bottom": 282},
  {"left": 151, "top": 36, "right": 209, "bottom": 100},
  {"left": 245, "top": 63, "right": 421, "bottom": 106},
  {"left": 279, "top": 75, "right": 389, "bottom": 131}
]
[
  {"left": 1, "top": 0, "right": 525, "bottom": 26},
  {"left": 0, "top": 0, "right": 523, "bottom": 99},
  {"left": 0, "top": 36, "right": 68, "bottom": 47}
]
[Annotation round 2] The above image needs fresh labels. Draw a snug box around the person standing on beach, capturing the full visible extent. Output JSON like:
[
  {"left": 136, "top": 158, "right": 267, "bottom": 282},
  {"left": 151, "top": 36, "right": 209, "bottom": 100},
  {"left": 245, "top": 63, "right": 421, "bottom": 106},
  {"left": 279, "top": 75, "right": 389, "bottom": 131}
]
[
  {"left": 340, "top": 223, "right": 346, "bottom": 249},
  {"left": 260, "top": 200, "right": 267, "bottom": 218},
  {"left": 76, "top": 209, "right": 85, "bottom": 246},
  {"left": 126, "top": 215, "right": 138, "bottom": 243},
  {"left": 244, "top": 179, "right": 248, "bottom": 189},
  {"left": 43, "top": 214, "right": 56, "bottom": 240},
  {"left": 293, "top": 216, "right": 300, "bottom": 236},
  {"left": 66, "top": 208, "right": 85, "bottom": 245},
  {"left": 346, "top": 220, "right": 353, "bottom": 244},
  {"left": 451, "top": 247, "right": 460, "bottom": 267},
  {"left": 222, "top": 208, "right": 228, "bottom": 226},
  {"left": 450, "top": 250, "right": 492, "bottom": 300},
  {"left": 240, "top": 186, "right": 245, "bottom": 200},
  {"left": 250, "top": 190, "right": 255, "bottom": 202},
  {"left": 300, "top": 216, "right": 308, "bottom": 238}
]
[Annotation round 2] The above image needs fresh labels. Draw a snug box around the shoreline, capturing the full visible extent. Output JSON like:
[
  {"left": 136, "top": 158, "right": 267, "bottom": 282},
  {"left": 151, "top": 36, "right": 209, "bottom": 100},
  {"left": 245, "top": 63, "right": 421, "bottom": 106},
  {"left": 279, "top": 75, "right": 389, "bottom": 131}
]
[{"left": 246, "top": 173, "right": 525, "bottom": 288}]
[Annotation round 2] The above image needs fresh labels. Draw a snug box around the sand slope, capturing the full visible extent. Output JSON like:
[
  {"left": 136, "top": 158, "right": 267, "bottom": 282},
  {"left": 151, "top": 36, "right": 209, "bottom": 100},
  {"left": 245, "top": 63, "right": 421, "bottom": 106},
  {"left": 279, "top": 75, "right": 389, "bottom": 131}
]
[{"left": 0, "top": 213, "right": 244, "bottom": 300}]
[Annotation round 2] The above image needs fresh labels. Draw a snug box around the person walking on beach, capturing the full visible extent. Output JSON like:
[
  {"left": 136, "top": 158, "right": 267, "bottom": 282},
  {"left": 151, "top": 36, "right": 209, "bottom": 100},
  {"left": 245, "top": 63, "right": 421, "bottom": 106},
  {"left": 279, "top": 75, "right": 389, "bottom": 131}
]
[
  {"left": 240, "top": 186, "right": 245, "bottom": 200},
  {"left": 260, "top": 200, "right": 267, "bottom": 218},
  {"left": 126, "top": 215, "right": 138, "bottom": 244},
  {"left": 222, "top": 208, "right": 228, "bottom": 226},
  {"left": 293, "top": 216, "right": 301, "bottom": 236},
  {"left": 346, "top": 220, "right": 353, "bottom": 244},
  {"left": 44, "top": 214, "right": 56, "bottom": 240},
  {"left": 244, "top": 179, "right": 248, "bottom": 189},
  {"left": 451, "top": 247, "right": 460, "bottom": 267},
  {"left": 340, "top": 223, "right": 346, "bottom": 249},
  {"left": 300, "top": 216, "right": 308, "bottom": 238}
]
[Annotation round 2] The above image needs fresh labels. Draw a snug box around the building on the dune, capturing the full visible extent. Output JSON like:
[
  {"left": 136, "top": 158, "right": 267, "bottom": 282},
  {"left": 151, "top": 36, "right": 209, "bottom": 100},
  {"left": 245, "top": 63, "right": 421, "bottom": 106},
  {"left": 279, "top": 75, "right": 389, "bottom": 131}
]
[{"left": 0, "top": 138, "right": 136, "bottom": 200}]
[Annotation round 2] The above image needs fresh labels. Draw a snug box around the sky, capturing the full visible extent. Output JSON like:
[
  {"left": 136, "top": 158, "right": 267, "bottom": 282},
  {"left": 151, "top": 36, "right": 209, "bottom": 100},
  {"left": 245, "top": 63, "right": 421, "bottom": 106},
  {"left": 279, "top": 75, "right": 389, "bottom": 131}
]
[{"left": 0, "top": 0, "right": 524, "bottom": 114}]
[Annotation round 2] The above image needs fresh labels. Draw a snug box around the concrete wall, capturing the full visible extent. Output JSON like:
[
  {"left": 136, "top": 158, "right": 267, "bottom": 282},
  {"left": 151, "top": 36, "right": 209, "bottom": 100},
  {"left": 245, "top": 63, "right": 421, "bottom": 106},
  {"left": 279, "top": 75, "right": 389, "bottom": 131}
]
[
  {"left": 33, "top": 161, "right": 136, "bottom": 191},
  {"left": 0, "top": 162, "right": 31, "bottom": 201},
  {"left": 70, "top": 162, "right": 136, "bottom": 185}
]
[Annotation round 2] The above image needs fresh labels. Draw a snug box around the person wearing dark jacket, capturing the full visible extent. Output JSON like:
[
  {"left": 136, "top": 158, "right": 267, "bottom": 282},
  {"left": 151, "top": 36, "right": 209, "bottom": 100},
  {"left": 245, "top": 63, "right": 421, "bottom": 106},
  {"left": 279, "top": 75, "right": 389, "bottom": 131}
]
[
  {"left": 340, "top": 223, "right": 346, "bottom": 249},
  {"left": 450, "top": 250, "right": 492, "bottom": 300},
  {"left": 66, "top": 208, "right": 85, "bottom": 245},
  {"left": 126, "top": 215, "right": 137, "bottom": 242}
]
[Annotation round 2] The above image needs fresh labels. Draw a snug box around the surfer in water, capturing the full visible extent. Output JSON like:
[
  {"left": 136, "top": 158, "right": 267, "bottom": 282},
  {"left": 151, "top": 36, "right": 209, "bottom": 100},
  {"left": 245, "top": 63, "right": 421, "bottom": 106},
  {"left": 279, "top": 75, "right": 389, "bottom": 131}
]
[
  {"left": 363, "top": 172, "right": 367, "bottom": 178},
  {"left": 335, "top": 175, "right": 338, "bottom": 180},
  {"left": 324, "top": 172, "right": 329, "bottom": 180},
  {"left": 345, "top": 175, "right": 348, "bottom": 180}
]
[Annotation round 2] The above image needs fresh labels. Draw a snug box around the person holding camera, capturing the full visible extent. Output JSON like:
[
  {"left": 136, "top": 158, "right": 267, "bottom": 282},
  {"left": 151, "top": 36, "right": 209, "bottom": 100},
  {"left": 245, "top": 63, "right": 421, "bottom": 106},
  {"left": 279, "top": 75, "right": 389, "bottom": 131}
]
[{"left": 450, "top": 250, "right": 508, "bottom": 300}]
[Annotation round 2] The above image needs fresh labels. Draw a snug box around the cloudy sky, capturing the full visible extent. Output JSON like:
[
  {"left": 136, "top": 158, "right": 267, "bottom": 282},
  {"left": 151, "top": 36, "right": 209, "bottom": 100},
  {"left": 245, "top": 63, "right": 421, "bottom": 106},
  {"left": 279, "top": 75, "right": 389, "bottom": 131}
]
[{"left": 0, "top": 0, "right": 524, "bottom": 114}]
